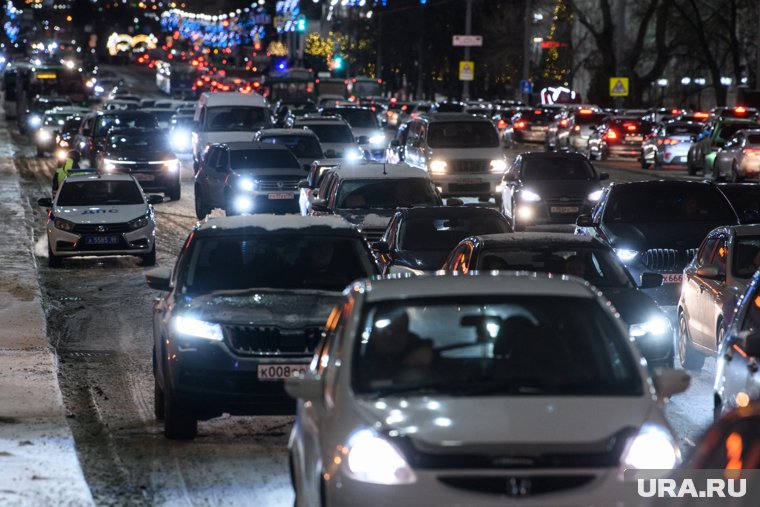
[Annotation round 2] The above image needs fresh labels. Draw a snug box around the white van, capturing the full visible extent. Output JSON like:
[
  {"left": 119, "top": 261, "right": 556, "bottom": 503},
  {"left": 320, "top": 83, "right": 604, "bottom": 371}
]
[{"left": 191, "top": 92, "right": 272, "bottom": 171}]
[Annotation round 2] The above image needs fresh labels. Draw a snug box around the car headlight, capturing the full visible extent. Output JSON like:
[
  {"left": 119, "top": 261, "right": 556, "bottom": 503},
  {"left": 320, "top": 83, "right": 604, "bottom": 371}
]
[
  {"left": 630, "top": 316, "right": 670, "bottom": 338},
  {"left": 430, "top": 159, "right": 447, "bottom": 175},
  {"left": 237, "top": 178, "right": 255, "bottom": 192},
  {"left": 614, "top": 248, "right": 638, "bottom": 262},
  {"left": 36, "top": 129, "right": 52, "bottom": 142},
  {"left": 128, "top": 213, "right": 150, "bottom": 230},
  {"left": 345, "top": 148, "right": 362, "bottom": 161},
  {"left": 58, "top": 139, "right": 69, "bottom": 148},
  {"left": 103, "top": 159, "right": 117, "bottom": 172},
  {"left": 345, "top": 430, "right": 416, "bottom": 485},
  {"left": 233, "top": 195, "right": 253, "bottom": 212},
  {"left": 173, "top": 315, "right": 224, "bottom": 341},
  {"left": 369, "top": 134, "right": 386, "bottom": 146},
  {"left": 28, "top": 115, "right": 42, "bottom": 128},
  {"left": 53, "top": 217, "right": 76, "bottom": 231},
  {"left": 519, "top": 189, "right": 541, "bottom": 202},
  {"left": 587, "top": 189, "right": 603, "bottom": 201},
  {"left": 490, "top": 159, "right": 507, "bottom": 173},
  {"left": 620, "top": 425, "right": 680, "bottom": 470},
  {"left": 171, "top": 130, "right": 190, "bottom": 149},
  {"left": 94, "top": 85, "right": 105, "bottom": 94},
  {"left": 163, "top": 159, "right": 179, "bottom": 173}
]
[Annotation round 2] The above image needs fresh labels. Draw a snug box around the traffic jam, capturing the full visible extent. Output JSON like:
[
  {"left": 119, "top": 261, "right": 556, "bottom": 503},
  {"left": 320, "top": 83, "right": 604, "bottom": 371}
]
[{"left": 2, "top": 1, "right": 760, "bottom": 506}]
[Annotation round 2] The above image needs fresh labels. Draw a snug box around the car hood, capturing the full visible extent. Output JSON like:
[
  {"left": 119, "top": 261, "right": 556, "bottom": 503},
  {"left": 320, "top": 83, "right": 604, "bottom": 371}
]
[
  {"left": 320, "top": 142, "right": 357, "bottom": 157},
  {"left": 601, "top": 287, "right": 664, "bottom": 325},
  {"left": 179, "top": 288, "right": 342, "bottom": 327},
  {"left": 602, "top": 221, "right": 733, "bottom": 250},
  {"left": 427, "top": 146, "right": 505, "bottom": 161},
  {"left": 336, "top": 210, "right": 395, "bottom": 228},
  {"left": 231, "top": 168, "right": 305, "bottom": 179},
  {"left": 103, "top": 149, "right": 175, "bottom": 162},
  {"left": 54, "top": 204, "right": 148, "bottom": 224},
  {"left": 520, "top": 180, "right": 601, "bottom": 199},
  {"left": 354, "top": 396, "right": 651, "bottom": 446},
  {"left": 395, "top": 250, "right": 449, "bottom": 271}
]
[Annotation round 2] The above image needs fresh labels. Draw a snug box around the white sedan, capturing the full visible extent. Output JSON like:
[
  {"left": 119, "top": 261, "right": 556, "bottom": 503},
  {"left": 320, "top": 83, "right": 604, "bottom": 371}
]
[
  {"left": 38, "top": 174, "right": 161, "bottom": 268},
  {"left": 286, "top": 272, "right": 690, "bottom": 506}
]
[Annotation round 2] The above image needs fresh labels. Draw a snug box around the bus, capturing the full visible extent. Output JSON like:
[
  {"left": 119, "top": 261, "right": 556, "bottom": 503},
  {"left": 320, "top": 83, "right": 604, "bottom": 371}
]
[
  {"left": 349, "top": 76, "right": 383, "bottom": 100},
  {"left": 266, "top": 67, "right": 315, "bottom": 103},
  {"left": 156, "top": 61, "right": 199, "bottom": 98},
  {"left": 315, "top": 77, "right": 349, "bottom": 101}
]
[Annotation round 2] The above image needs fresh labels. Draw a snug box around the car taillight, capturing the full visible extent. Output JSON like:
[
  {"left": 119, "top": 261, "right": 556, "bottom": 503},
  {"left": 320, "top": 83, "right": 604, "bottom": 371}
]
[
  {"left": 694, "top": 112, "right": 709, "bottom": 119},
  {"left": 735, "top": 106, "right": 747, "bottom": 114},
  {"left": 573, "top": 125, "right": 581, "bottom": 132},
  {"left": 624, "top": 123, "right": 637, "bottom": 132},
  {"left": 605, "top": 129, "right": 618, "bottom": 141},
  {"left": 497, "top": 119, "right": 507, "bottom": 129},
  {"left": 661, "top": 139, "right": 680, "bottom": 145},
  {"left": 514, "top": 121, "right": 527, "bottom": 130},
  {"left": 744, "top": 148, "right": 760, "bottom": 157},
  {"left": 559, "top": 119, "right": 569, "bottom": 127}
]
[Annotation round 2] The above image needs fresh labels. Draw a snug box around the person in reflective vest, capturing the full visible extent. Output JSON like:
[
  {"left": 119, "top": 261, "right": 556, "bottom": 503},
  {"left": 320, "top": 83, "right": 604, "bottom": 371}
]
[{"left": 52, "top": 150, "right": 87, "bottom": 198}]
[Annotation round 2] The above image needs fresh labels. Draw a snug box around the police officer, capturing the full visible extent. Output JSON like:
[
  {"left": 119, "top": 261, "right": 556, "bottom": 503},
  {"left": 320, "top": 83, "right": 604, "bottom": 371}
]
[{"left": 52, "top": 149, "right": 87, "bottom": 198}]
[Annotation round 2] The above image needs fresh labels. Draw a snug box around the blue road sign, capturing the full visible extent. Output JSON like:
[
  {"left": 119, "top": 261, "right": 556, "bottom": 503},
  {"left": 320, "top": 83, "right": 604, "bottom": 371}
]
[{"left": 520, "top": 79, "right": 533, "bottom": 94}]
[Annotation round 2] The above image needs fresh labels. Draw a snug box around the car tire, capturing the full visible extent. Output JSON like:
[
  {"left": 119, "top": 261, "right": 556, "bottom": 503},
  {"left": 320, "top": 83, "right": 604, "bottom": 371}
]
[
  {"left": 164, "top": 390, "right": 197, "bottom": 440},
  {"left": 194, "top": 185, "right": 210, "bottom": 220},
  {"left": 48, "top": 244, "right": 62, "bottom": 268},
  {"left": 678, "top": 312, "right": 705, "bottom": 371},
  {"left": 154, "top": 377, "right": 165, "bottom": 420},
  {"left": 166, "top": 181, "right": 181, "bottom": 202},
  {"left": 140, "top": 244, "right": 156, "bottom": 266},
  {"left": 640, "top": 152, "right": 650, "bottom": 169}
]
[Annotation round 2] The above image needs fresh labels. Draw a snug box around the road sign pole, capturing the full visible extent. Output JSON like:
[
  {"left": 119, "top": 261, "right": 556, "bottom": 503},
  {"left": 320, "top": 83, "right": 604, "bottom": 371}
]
[
  {"left": 522, "top": 0, "right": 532, "bottom": 104},
  {"left": 462, "top": 0, "right": 472, "bottom": 100}
]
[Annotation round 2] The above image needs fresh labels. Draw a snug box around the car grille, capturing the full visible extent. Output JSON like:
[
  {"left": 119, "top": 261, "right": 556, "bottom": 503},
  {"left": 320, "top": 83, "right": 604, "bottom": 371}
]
[
  {"left": 437, "top": 475, "right": 595, "bottom": 497},
  {"left": 359, "top": 227, "right": 386, "bottom": 243},
  {"left": 224, "top": 325, "right": 322, "bottom": 356},
  {"left": 448, "top": 160, "right": 490, "bottom": 173},
  {"left": 640, "top": 248, "right": 698, "bottom": 271},
  {"left": 255, "top": 176, "right": 301, "bottom": 192},
  {"left": 448, "top": 182, "right": 491, "bottom": 193},
  {"left": 71, "top": 222, "right": 131, "bottom": 233}
]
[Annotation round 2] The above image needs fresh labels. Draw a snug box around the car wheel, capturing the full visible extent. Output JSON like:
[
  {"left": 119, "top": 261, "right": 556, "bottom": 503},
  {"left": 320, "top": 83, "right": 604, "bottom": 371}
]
[
  {"left": 164, "top": 389, "right": 197, "bottom": 440},
  {"left": 730, "top": 161, "right": 741, "bottom": 183},
  {"left": 48, "top": 244, "right": 62, "bottom": 268},
  {"left": 166, "top": 181, "right": 181, "bottom": 202},
  {"left": 640, "top": 152, "right": 650, "bottom": 169},
  {"left": 194, "top": 185, "right": 210, "bottom": 220},
  {"left": 154, "top": 376, "right": 165, "bottom": 420},
  {"left": 678, "top": 312, "right": 705, "bottom": 371}
]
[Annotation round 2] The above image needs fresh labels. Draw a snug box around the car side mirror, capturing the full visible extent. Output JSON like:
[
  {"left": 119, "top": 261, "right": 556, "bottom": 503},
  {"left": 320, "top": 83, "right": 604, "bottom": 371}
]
[
  {"left": 446, "top": 198, "right": 464, "bottom": 206},
  {"left": 390, "top": 139, "right": 400, "bottom": 148},
  {"left": 696, "top": 265, "right": 722, "bottom": 279},
  {"left": 745, "top": 331, "right": 760, "bottom": 358},
  {"left": 371, "top": 240, "right": 390, "bottom": 254},
  {"left": 599, "top": 172, "right": 609, "bottom": 181},
  {"left": 356, "top": 135, "right": 369, "bottom": 145},
  {"left": 145, "top": 267, "right": 172, "bottom": 291},
  {"left": 37, "top": 197, "right": 53, "bottom": 207},
  {"left": 652, "top": 368, "right": 691, "bottom": 398},
  {"left": 284, "top": 371, "right": 324, "bottom": 401},
  {"left": 576, "top": 214, "right": 597, "bottom": 227},
  {"left": 298, "top": 179, "right": 311, "bottom": 189},
  {"left": 147, "top": 194, "right": 164, "bottom": 205},
  {"left": 640, "top": 272, "right": 664, "bottom": 289}
]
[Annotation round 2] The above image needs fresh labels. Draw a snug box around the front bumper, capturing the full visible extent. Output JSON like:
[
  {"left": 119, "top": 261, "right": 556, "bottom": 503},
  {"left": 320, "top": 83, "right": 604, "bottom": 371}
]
[
  {"left": 514, "top": 200, "right": 594, "bottom": 226},
  {"left": 47, "top": 223, "right": 155, "bottom": 257},
  {"left": 227, "top": 189, "right": 300, "bottom": 214},
  {"left": 432, "top": 174, "right": 502, "bottom": 198},
  {"left": 164, "top": 338, "right": 310, "bottom": 417}
]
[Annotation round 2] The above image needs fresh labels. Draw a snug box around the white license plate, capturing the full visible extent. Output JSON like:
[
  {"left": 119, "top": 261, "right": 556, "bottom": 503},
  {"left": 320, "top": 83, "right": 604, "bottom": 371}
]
[
  {"left": 257, "top": 363, "right": 308, "bottom": 381},
  {"left": 531, "top": 126, "right": 548, "bottom": 131},
  {"left": 662, "top": 273, "right": 684, "bottom": 283},
  {"left": 134, "top": 174, "right": 155, "bottom": 181},
  {"left": 550, "top": 206, "right": 580, "bottom": 214},
  {"left": 83, "top": 235, "right": 119, "bottom": 245},
  {"left": 268, "top": 193, "right": 293, "bottom": 200},
  {"left": 626, "top": 135, "right": 643, "bottom": 142}
]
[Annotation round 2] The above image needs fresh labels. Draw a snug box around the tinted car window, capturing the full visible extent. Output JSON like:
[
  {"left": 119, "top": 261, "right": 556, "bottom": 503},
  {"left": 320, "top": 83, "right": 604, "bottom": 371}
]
[
  {"left": 229, "top": 149, "right": 300, "bottom": 170},
  {"left": 57, "top": 180, "right": 144, "bottom": 206},
  {"left": 575, "top": 113, "right": 607, "bottom": 124},
  {"left": 260, "top": 135, "right": 324, "bottom": 159},
  {"left": 322, "top": 108, "right": 379, "bottom": 129},
  {"left": 604, "top": 185, "right": 736, "bottom": 223},
  {"left": 183, "top": 234, "right": 374, "bottom": 293},
  {"left": 95, "top": 114, "right": 158, "bottom": 136},
  {"left": 336, "top": 178, "right": 440, "bottom": 209},
  {"left": 205, "top": 106, "right": 269, "bottom": 132},
  {"left": 427, "top": 121, "right": 499, "bottom": 148},
  {"left": 522, "top": 157, "right": 595, "bottom": 180},
  {"left": 434, "top": 102, "right": 465, "bottom": 112},
  {"left": 732, "top": 236, "right": 760, "bottom": 278},
  {"left": 352, "top": 296, "right": 642, "bottom": 396},
  {"left": 747, "top": 134, "right": 760, "bottom": 144},
  {"left": 305, "top": 124, "right": 354, "bottom": 143},
  {"left": 107, "top": 132, "right": 170, "bottom": 150},
  {"left": 398, "top": 216, "right": 510, "bottom": 251},
  {"left": 718, "top": 123, "right": 760, "bottom": 140},
  {"left": 664, "top": 124, "right": 702, "bottom": 136},
  {"left": 43, "top": 113, "right": 69, "bottom": 127}
]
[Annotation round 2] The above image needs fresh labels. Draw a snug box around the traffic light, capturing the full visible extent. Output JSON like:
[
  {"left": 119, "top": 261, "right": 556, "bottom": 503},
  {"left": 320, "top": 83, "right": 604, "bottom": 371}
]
[
  {"left": 296, "top": 17, "right": 307, "bottom": 32},
  {"left": 332, "top": 55, "right": 343, "bottom": 70}
]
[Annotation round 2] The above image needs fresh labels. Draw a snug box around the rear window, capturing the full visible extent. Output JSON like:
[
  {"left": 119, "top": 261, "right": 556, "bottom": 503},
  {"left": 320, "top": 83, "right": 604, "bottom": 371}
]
[
  {"left": 337, "top": 178, "right": 440, "bottom": 209},
  {"left": 230, "top": 149, "right": 300, "bottom": 170},
  {"left": 522, "top": 156, "right": 596, "bottom": 180},
  {"left": 260, "top": 135, "right": 323, "bottom": 160},
  {"left": 664, "top": 124, "right": 702, "bottom": 136},
  {"left": 304, "top": 124, "right": 354, "bottom": 144},
  {"left": 575, "top": 113, "right": 607, "bottom": 125},
  {"left": 398, "top": 215, "right": 509, "bottom": 251},
  {"left": 322, "top": 108, "right": 378, "bottom": 129},
  {"left": 427, "top": 121, "right": 499, "bottom": 148},
  {"left": 95, "top": 114, "right": 158, "bottom": 136},
  {"left": 520, "top": 110, "right": 553, "bottom": 121},
  {"left": 718, "top": 123, "right": 760, "bottom": 140},
  {"left": 57, "top": 180, "right": 144, "bottom": 206},
  {"left": 605, "top": 185, "right": 736, "bottom": 223}
]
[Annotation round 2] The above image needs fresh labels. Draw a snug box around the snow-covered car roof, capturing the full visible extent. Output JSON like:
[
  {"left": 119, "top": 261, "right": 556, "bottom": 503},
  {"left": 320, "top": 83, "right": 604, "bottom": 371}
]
[
  {"left": 328, "top": 162, "right": 430, "bottom": 180},
  {"left": 62, "top": 173, "right": 137, "bottom": 183},
  {"left": 257, "top": 128, "right": 320, "bottom": 138},
  {"left": 196, "top": 215, "right": 359, "bottom": 234}
]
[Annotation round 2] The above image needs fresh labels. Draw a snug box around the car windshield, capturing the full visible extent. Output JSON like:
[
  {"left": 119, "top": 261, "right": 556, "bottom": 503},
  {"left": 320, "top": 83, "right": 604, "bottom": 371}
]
[
  {"left": 183, "top": 234, "right": 375, "bottom": 293},
  {"left": 476, "top": 248, "right": 631, "bottom": 288},
  {"left": 304, "top": 124, "right": 354, "bottom": 143},
  {"left": 260, "top": 135, "right": 323, "bottom": 159},
  {"left": 435, "top": 102, "right": 465, "bottom": 112},
  {"left": 732, "top": 236, "right": 760, "bottom": 278},
  {"left": 398, "top": 215, "right": 510, "bottom": 251},
  {"left": 664, "top": 124, "right": 702, "bottom": 136},
  {"left": 605, "top": 185, "right": 737, "bottom": 223},
  {"left": 204, "top": 106, "right": 269, "bottom": 132},
  {"left": 107, "top": 132, "right": 170, "bottom": 151},
  {"left": 352, "top": 296, "right": 642, "bottom": 397},
  {"left": 522, "top": 156, "right": 596, "bottom": 180},
  {"left": 321, "top": 108, "right": 378, "bottom": 129},
  {"left": 62, "top": 117, "right": 82, "bottom": 131},
  {"left": 229, "top": 149, "right": 300, "bottom": 170},
  {"left": 57, "top": 180, "right": 144, "bottom": 206},
  {"left": 95, "top": 114, "right": 158, "bottom": 136},
  {"left": 718, "top": 123, "right": 760, "bottom": 140},
  {"left": 427, "top": 121, "right": 500, "bottom": 148},
  {"left": 336, "top": 178, "right": 440, "bottom": 209}
]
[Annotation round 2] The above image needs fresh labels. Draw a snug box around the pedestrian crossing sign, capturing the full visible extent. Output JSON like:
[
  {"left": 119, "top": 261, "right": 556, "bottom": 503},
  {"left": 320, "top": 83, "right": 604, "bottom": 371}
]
[
  {"left": 459, "top": 61, "right": 474, "bottom": 81},
  {"left": 609, "top": 77, "right": 629, "bottom": 97}
]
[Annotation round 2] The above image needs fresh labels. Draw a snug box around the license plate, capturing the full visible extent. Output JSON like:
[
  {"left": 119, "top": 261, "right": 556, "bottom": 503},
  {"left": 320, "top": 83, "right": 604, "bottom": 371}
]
[
  {"left": 268, "top": 193, "right": 293, "bottom": 200},
  {"left": 550, "top": 206, "right": 580, "bottom": 214},
  {"left": 662, "top": 273, "right": 684, "bottom": 283},
  {"left": 257, "top": 363, "right": 308, "bottom": 381},
  {"left": 626, "top": 135, "right": 643, "bottom": 142},
  {"left": 531, "top": 126, "right": 548, "bottom": 131},
  {"left": 83, "top": 235, "right": 120, "bottom": 245},
  {"left": 134, "top": 173, "right": 155, "bottom": 181}
]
